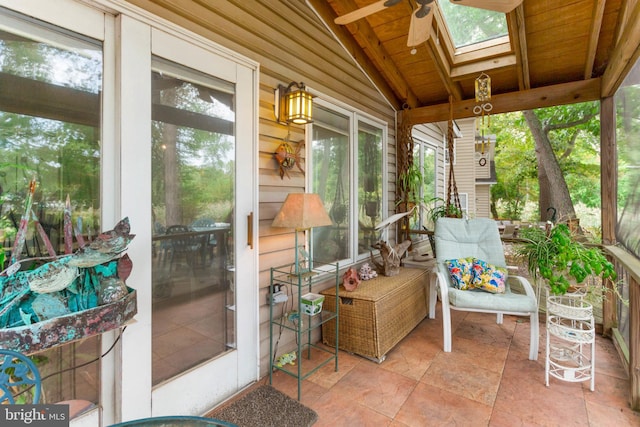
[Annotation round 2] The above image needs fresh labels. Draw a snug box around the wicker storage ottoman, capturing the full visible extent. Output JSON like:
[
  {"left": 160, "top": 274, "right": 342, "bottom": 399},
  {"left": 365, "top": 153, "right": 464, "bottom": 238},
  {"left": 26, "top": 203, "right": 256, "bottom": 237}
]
[{"left": 321, "top": 267, "right": 429, "bottom": 362}]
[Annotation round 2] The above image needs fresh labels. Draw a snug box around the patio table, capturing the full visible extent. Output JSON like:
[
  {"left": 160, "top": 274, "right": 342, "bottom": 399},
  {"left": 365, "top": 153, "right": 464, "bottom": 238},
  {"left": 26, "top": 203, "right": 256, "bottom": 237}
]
[{"left": 108, "top": 415, "right": 237, "bottom": 427}]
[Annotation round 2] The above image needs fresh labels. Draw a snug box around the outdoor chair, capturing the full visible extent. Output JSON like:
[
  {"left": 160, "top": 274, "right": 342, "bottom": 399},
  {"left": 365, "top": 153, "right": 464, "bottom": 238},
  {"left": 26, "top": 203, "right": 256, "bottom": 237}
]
[
  {"left": 429, "top": 217, "right": 539, "bottom": 360},
  {"left": 0, "top": 348, "right": 41, "bottom": 404},
  {"left": 0, "top": 349, "right": 95, "bottom": 417},
  {"left": 165, "top": 224, "right": 203, "bottom": 270}
]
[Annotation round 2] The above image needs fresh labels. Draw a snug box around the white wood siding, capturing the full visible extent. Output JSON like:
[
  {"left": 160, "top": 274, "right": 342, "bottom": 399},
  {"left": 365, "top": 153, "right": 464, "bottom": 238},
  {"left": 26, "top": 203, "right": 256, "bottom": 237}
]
[{"left": 475, "top": 185, "right": 491, "bottom": 218}]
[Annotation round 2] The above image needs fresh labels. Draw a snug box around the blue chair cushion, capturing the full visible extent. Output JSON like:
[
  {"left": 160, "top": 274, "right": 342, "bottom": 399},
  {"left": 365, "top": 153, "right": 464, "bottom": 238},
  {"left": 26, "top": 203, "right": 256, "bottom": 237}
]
[
  {"left": 471, "top": 258, "right": 507, "bottom": 294},
  {"left": 444, "top": 257, "right": 475, "bottom": 290}
]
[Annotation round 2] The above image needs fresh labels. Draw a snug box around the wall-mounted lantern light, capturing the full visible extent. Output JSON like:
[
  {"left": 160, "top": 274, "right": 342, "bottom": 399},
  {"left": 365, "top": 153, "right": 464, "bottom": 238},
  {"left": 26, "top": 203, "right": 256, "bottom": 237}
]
[{"left": 274, "top": 82, "right": 313, "bottom": 125}]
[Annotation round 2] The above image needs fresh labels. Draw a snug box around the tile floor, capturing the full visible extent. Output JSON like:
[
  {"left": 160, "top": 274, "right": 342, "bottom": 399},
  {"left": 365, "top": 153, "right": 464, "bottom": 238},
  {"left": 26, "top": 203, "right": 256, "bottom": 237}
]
[{"left": 256, "top": 305, "right": 639, "bottom": 426}]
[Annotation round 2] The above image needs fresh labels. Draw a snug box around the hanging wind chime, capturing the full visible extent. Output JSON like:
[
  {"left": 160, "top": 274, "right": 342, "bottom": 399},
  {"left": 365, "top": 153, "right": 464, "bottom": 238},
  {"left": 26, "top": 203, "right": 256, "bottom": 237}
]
[
  {"left": 446, "top": 95, "right": 462, "bottom": 217},
  {"left": 474, "top": 72, "right": 493, "bottom": 164}
]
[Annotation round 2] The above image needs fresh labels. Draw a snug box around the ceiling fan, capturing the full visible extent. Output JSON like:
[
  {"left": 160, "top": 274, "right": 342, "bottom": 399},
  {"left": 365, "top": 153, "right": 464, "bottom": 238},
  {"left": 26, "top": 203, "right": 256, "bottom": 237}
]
[
  {"left": 334, "top": 0, "right": 523, "bottom": 47},
  {"left": 335, "top": 0, "right": 434, "bottom": 48}
]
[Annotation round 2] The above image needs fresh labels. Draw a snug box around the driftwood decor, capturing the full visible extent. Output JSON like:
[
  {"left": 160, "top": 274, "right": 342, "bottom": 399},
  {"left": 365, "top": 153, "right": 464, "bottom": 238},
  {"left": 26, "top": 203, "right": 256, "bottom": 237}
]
[{"left": 370, "top": 239, "right": 412, "bottom": 277}]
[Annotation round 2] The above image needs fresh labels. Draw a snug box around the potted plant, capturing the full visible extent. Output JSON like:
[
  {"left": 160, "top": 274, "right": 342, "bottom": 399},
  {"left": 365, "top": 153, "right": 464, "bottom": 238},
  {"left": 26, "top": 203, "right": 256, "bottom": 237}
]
[
  {"left": 397, "top": 162, "right": 424, "bottom": 211},
  {"left": 515, "top": 222, "right": 617, "bottom": 299}
]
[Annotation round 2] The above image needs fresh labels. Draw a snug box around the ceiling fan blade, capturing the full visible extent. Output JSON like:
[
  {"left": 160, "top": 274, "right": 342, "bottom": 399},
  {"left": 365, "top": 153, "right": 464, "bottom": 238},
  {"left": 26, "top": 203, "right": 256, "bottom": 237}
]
[
  {"left": 335, "top": 0, "right": 401, "bottom": 25},
  {"left": 407, "top": 7, "right": 433, "bottom": 47},
  {"left": 449, "top": 0, "right": 523, "bottom": 14}
]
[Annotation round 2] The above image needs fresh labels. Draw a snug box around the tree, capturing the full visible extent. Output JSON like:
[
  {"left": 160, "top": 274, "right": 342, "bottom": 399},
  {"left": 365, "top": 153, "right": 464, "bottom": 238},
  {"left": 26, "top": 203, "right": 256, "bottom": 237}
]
[
  {"left": 490, "top": 102, "right": 603, "bottom": 225},
  {"left": 523, "top": 103, "right": 599, "bottom": 223}
]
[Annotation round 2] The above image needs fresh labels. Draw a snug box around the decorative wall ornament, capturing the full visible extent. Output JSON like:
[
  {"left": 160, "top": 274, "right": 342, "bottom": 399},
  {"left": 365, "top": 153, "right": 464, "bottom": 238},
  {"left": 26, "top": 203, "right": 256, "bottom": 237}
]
[{"left": 273, "top": 134, "right": 304, "bottom": 179}]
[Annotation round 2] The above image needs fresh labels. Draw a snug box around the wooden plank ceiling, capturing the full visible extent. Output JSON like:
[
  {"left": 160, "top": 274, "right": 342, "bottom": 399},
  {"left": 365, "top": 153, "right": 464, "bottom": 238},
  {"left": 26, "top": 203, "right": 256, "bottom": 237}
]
[{"left": 308, "top": 0, "right": 640, "bottom": 124}]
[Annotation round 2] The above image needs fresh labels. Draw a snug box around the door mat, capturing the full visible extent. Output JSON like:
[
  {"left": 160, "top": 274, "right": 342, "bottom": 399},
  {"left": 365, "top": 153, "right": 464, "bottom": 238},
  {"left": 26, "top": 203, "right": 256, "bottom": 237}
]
[{"left": 209, "top": 385, "right": 317, "bottom": 427}]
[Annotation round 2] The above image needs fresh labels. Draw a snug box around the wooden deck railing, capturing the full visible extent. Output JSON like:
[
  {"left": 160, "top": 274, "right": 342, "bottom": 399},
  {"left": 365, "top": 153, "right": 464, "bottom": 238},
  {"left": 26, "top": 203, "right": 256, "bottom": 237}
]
[{"left": 603, "top": 245, "right": 640, "bottom": 410}]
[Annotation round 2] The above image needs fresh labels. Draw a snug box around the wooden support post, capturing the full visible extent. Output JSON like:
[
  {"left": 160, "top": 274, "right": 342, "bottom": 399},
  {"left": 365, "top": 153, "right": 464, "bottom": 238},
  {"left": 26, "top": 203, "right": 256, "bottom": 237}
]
[
  {"left": 630, "top": 275, "right": 640, "bottom": 411},
  {"left": 600, "top": 96, "right": 617, "bottom": 337}
]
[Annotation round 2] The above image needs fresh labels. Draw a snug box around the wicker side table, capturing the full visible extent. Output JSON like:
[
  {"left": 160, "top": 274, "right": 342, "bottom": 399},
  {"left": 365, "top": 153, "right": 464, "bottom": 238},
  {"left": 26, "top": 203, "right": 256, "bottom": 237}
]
[{"left": 545, "top": 294, "right": 595, "bottom": 391}]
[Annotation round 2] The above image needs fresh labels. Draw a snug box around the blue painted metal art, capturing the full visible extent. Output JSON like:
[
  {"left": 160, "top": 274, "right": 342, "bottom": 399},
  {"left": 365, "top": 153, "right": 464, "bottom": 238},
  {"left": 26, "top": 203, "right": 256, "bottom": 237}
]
[{"left": 0, "top": 218, "right": 137, "bottom": 354}]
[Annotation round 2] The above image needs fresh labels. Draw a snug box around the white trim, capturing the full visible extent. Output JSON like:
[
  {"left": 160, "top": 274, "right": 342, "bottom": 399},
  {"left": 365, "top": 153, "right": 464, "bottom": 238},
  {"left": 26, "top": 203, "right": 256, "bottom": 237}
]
[
  {"left": 117, "top": 13, "right": 153, "bottom": 422},
  {"left": 0, "top": 0, "right": 105, "bottom": 40},
  {"left": 82, "top": 0, "right": 258, "bottom": 71}
]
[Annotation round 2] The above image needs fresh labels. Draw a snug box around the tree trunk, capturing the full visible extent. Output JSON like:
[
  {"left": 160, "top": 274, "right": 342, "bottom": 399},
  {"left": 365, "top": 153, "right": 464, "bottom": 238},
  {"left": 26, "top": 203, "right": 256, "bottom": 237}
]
[
  {"left": 163, "top": 123, "right": 181, "bottom": 227},
  {"left": 523, "top": 110, "right": 577, "bottom": 223}
]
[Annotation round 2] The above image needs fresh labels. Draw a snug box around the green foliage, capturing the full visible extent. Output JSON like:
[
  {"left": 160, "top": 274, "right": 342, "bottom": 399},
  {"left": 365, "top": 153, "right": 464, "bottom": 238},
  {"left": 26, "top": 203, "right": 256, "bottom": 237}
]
[
  {"left": 516, "top": 224, "right": 616, "bottom": 295},
  {"left": 425, "top": 197, "right": 462, "bottom": 229},
  {"left": 490, "top": 102, "right": 606, "bottom": 220}
]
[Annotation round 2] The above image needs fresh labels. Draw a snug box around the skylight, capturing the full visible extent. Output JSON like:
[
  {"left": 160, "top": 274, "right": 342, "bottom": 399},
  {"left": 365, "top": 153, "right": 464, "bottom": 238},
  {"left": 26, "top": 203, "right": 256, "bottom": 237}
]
[{"left": 437, "top": 0, "right": 509, "bottom": 49}]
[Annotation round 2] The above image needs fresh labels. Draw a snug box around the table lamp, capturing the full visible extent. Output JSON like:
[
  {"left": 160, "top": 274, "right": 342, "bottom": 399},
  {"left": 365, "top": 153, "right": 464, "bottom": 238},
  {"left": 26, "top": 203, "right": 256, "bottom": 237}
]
[{"left": 271, "top": 193, "right": 332, "bottom": 274}]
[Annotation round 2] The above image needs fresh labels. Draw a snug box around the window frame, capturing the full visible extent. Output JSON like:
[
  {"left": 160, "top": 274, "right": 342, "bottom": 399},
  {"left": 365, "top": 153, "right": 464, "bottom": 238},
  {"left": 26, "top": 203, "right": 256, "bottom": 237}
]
[
  {"left": 307, "top": 97, "right": 388, "bottom": 266},
  {"left": 411, "top": 131, "right": 439, "bottom": 233}
]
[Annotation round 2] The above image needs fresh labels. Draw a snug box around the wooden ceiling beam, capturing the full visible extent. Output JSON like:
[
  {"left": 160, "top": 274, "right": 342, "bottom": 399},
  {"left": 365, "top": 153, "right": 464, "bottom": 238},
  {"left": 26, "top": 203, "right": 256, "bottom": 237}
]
[
  {"left": 601, "top": 0, "right": 640, "bottom": 97},
  {"left": 310, "top": 0, "right": 419, "bottom": 108},
  {"left": 426, "top": 8, "right": 463, "bottom": 100},
  {"left": 508, "top": 4, "right": 530, "bottom": 90},
  {"left": 404, "top": 78, "right": 602, "bottom": 124},
  {"left": 450, "top": 54, "right": 517, "bottom": 80},
  {"left": 584, "top": 0, "right": 606, "bottom": 79},
  {"left": 0, "top": 72, "right": 99, "bottom": 127},
  {"left": 308, "top": 0, "right": 404, "bottom": 108}
]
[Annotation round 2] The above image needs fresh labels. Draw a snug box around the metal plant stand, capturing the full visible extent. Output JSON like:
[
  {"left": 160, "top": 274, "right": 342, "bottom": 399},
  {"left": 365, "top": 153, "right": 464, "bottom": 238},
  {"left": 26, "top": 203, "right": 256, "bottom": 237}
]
[
  {"left": 269, "top": 262, "right": 339, "bottom": 400},
  {"left": 545, "top": 292, "right": 596, "bottom": 391}
]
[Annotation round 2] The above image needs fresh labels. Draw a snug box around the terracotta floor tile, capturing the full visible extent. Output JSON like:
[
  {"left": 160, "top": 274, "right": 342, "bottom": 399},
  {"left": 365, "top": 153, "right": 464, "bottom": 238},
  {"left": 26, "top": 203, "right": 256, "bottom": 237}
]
[
  {"left": 585, "top": 399, "right": 640, "bottom": 426},
  {"left": 437, "top": 334, "right": 509, "bottom": 374},
  {"left": 380, "top": 331, "right": 440, "bottom": 380},
  {"left": 328, "top": 361, "right": 417, "bottom": 419},
  {"left": 394, "top": 381, "right": 492, "bottom": 426},
  {"left": 310, "top": 385, "right": 393, "bottom": 427},
  {"left": 225, "top": 300, "right": 636, "bottom": 426},
  {"left": 452, "top": 314, "right": 516, "bottom": 351},
  {"left": 583, "top": 371, "right": 633, "bottom": 409},
  {"left": 306, "top": 348, "right": 362, "bottom": 389},
  {"left": 423, "top": 351, "right": 502, "bottom": 406}
]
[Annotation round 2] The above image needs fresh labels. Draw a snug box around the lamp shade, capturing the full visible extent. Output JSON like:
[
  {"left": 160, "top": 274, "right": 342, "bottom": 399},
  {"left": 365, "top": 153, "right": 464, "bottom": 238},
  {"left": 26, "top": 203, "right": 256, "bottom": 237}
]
[{"left": 272, "top": 193, "right": 332, "bottom": 229}]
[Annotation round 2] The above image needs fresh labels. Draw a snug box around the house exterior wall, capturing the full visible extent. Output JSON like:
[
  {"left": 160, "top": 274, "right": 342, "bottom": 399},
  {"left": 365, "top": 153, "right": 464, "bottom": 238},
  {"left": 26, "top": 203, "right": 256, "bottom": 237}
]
[
  {"left": 475, "top": 185, "right": 491, "bottom": 218},
  {"left": 446, "top": 117, "right": 476, "bottom": 216}
]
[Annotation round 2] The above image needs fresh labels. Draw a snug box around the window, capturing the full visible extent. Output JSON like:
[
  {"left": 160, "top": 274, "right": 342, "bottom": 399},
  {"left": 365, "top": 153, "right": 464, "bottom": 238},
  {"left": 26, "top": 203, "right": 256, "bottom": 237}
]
[
  {"left": 310, "top": 101, "right": 386, "bottom": 265},
  {"left": 437, "top": 0, "right": 509, "bottom": 50},
  {"left": 410, "top": 136, "right": 437, "bottom": 231},
  {"left": 0, "top": 11, "right": 102, "bottom": 407}
]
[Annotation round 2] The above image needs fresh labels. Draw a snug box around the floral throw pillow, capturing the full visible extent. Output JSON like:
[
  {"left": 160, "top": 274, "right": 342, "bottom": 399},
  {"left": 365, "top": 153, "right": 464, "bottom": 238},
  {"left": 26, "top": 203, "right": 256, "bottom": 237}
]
[
  {"left": 445, "top": 257, "right": 475, "bottom": 290},
  {"left": 471, "top": 258, "right": 507, "bottom": 294}
]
